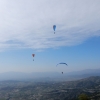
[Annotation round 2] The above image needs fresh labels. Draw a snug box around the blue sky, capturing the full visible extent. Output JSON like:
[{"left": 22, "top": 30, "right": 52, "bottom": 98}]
[
  {"left": 0, "top": 36, "right": 100, "bottom": 73},
  {"left": 0, "top": 0, "right": 100, "bottom": 73}
]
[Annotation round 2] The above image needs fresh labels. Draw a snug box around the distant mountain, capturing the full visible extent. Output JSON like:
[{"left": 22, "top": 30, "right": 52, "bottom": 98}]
[
  {"left": 64, "top": 68, "right": 100, "bottom": 79},
  {"left": 0, "top": 68, "right": 100, "bottom": 81},
  {"left": 0, "top": 71, "right": 61, "bottom": 81},
  {"left": 66, "top": 69, "right": 100, "bottom": 75}
]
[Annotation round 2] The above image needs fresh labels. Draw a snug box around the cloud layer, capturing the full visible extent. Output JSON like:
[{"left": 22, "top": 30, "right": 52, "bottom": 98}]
[{"left": 0, "top": 0, "right": 100, "bottom": 51}]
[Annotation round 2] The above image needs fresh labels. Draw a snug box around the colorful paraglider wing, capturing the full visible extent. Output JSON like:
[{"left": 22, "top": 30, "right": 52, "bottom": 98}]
[
  {"left": 32, "top": 54, "right": 35, "bottom": 57},
  {"left": 53, "top": 25, "right": 56, "bottom": 31}
]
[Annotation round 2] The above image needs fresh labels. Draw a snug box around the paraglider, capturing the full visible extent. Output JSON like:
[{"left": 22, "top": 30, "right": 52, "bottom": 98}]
[
  {"left": 53, "top": 25, "right": 56, "bottom": 34},
  {"left": 32, "top": 54, "right": 35, "bottom": 61},
  {"left": 56, "top": 62, "right": 68, "bottom": 74}
]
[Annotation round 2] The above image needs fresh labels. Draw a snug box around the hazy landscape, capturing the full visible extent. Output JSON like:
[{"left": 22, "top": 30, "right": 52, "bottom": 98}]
[
  {"left": 0, "top": 69, "right": 100, "bottom": 100},
  {"left": 0, "top": 76, "right": 99, "bottom": 100},
  {"left": 0, "top": 68, "right": 100, "bottom": 81}
]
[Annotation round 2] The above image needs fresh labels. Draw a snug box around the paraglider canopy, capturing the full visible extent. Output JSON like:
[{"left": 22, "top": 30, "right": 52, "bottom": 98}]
[
  {"left": 56, "top": 62, "right": 68, "bottom": 74},
  {"left": 53, "top": 25, "right": 56, "bottom": 34},
  {"left": 32, "top": 54, "right": 35, "bottom": 57},
  {"left": 32, "top": 54, "right": 35, "bottom": 61},
  {"left": 56, "top": 62, "right": 68, "bottom": 67}
]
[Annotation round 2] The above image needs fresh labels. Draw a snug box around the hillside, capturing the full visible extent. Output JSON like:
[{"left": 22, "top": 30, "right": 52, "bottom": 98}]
[{"left": 0, "top": 76, "right": 100, "bottom": 100}]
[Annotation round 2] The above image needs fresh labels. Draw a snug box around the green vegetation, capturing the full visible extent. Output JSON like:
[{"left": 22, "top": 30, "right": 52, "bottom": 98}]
[{"left": 78, "top": 94, "right": 90, "bottom": 100}]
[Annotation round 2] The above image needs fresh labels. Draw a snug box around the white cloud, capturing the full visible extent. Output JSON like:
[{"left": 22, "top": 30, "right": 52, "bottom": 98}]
[{"left": 0, "top": 0, "right": 100, "bottom": 51}]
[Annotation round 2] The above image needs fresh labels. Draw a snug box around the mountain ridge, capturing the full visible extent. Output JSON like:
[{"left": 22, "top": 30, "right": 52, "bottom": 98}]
[{"left": 0, "top": 68, "right": 100, "bottom": 81}]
